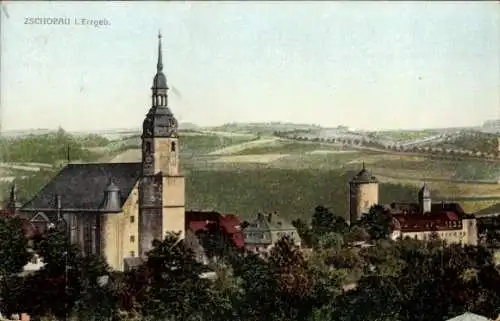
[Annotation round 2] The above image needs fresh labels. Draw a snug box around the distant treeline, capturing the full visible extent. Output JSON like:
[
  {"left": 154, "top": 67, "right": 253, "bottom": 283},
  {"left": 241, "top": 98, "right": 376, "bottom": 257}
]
[{"left": 0, "top": 128, "right": 108, "bottom": 164}]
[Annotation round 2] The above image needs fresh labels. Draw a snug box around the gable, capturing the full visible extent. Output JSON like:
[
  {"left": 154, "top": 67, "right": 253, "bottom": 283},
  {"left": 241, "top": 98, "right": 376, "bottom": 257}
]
[{"left": 31, "top": 212, "right": 50, "bottom": 223}]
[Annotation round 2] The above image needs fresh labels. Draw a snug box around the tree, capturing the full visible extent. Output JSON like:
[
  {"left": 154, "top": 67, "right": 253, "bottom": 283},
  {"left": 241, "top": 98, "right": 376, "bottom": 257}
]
[
  {"left": 265, "top": 236, "right": 326, "bottom": 321},
  {"left": 71, "top": 253, "right": 120, "bottom": 321},
  {"left": 344, "top": 225, "right": 370, "bottom": 244},
  {"left": 311, "top": 205, "right": 348, "bottom": 237},
  {"left": 16, "top": 228, "right": 118, "bottom": 320},
  {"left": 0, "top": 215, "right": 31, "bottom": 277},
  {"left": 359, "top": 205, "right": 393, "bottom": 240},
  {"left": 0, "top": 216, "right": 32, "bottom": 319},
  {"left": 317, "top": 232, "right": 344, "bottom": 251},
  {"left": 291, "top": 218, "right": 314, "bottom": 248},
  {"left": 136, "top": 232, "right": 214, "bottom": 321},
  {"left": 199, "top": 221, "right": 241, "bottom": 262},
  {"left": 335, "top": 239, "right": 500, "bottom": 321}
]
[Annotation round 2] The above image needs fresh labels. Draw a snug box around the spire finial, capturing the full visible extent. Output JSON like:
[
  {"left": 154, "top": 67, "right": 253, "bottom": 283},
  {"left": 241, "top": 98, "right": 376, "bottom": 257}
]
[
  {"left": 362, "top": 161, "right": 365, "bottom": 170},
  {"left": 157, "top": 30, "right": 163, "bottom": 72}
]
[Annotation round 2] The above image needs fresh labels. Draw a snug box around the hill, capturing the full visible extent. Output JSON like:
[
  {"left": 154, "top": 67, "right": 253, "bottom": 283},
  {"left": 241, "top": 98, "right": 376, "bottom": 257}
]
[
  {"left": 2, "top": 129, "right": 500, "bottom": 221},
  {"left": 431, "top": 132, "right": 499, "bottom": 155}
]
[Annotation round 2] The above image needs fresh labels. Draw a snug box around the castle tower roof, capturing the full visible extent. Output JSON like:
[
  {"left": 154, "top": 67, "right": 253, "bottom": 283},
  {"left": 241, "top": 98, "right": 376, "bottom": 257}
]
[{"left": 350, "top": 162, "right": 378, "bottom": 184}]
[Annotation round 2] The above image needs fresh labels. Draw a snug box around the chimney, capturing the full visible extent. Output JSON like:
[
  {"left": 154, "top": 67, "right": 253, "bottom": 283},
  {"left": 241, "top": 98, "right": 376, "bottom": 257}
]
[{"left": 100, "top": 179, "right": 122, "bottom": 213}]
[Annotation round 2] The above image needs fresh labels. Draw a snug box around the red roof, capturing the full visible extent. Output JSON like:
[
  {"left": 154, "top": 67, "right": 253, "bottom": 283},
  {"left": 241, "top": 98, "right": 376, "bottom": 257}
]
[
  {"left": 188, "top": 221, "right": 210, "bottom": 232},
  {"left": 392, "top": 211, "right": 463, "bottom": 233},
  {"left": 186, "top": 210, "right": 245, "bottom": 248}
]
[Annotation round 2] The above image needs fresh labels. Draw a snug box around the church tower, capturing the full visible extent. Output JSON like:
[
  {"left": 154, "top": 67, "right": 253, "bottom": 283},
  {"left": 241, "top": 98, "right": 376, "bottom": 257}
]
[{"left": 139, "top": 32, "right": 185, "bottom": 258}]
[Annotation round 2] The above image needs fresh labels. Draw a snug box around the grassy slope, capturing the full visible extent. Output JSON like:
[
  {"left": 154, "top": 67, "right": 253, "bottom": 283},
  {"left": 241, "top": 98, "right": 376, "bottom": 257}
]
[
  {"left": 185, "top": 168, "right": 420, "bottom": 221},
  {"left": 2, "top": 129, "right": 500, "bottom": 220}
]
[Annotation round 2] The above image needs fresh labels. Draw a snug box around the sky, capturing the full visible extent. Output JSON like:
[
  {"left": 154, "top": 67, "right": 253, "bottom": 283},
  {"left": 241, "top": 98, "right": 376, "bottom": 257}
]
[{"left": 1, "top": 1, "right": 499, "bottom": 132}]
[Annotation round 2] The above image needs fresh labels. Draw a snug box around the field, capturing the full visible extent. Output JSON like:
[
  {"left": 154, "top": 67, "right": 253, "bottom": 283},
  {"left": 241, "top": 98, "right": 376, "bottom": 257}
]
[{"left": 1, "top": 126, "right": 500, "bottom": 221}]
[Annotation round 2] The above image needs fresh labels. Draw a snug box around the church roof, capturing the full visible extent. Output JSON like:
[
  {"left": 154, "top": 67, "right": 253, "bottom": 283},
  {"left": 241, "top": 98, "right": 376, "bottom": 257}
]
[{"left": 21, "top": 162, "right": 142, "bottom": 212}]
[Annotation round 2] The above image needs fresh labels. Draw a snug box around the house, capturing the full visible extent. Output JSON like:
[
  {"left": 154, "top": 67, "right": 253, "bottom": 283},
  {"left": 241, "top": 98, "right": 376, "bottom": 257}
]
[
  {"left": 13, "top": 33, "right": 185, "bottom": 271},
  {"left": 242, "top": 212, "right": 301, "bottom": 252}
]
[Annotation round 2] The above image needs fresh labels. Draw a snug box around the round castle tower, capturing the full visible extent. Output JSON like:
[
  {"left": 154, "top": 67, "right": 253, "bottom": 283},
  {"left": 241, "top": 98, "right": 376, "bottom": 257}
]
[{"left": 348, "top": 163, "right": 379, "bottom": 224}]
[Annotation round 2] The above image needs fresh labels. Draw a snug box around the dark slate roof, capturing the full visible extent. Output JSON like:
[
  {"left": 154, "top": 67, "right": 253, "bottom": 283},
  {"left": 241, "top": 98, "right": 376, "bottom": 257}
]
[
  {"left": 153, "top": 72, "right": 168, "bottom": 89},
  {"left": 22, "top": 162, "right": 142, "bottom": 211},
  {"left": 351, "top": 168, "right": 378, "bottom": 184}
]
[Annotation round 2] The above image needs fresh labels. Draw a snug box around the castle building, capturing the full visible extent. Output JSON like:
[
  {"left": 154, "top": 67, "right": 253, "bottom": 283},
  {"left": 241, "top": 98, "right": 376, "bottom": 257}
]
[
  {"left": 17, "top": 33, "right": 186, "bottom": 271},
  {"left": 347, "top": 165, "right": 477, "bottom": 245},
  {"left": 387, "top": 184, "right": 477, "bottom": 245},
  {"left": 348, "top": 162, "right": 379, "bottom": 224}
]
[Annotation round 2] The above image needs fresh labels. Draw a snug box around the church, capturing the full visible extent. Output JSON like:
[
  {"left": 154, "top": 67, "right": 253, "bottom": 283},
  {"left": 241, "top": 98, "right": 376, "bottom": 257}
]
[{"left": 15, "top": 33, "right": 187, "bottom": 271}]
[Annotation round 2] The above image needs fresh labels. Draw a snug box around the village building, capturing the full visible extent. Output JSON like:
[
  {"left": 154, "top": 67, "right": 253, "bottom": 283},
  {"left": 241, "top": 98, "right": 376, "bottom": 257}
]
[{"left": 242, "top": 212, "right": 301, "bottom": 252}]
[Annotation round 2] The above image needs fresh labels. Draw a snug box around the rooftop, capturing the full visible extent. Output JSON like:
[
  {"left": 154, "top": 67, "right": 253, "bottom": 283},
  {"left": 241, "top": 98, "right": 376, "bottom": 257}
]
[
  {"left": 21, "top": 162, "right": 142, "bottom": 212},
  {"left": 350, "top": 163, "right": 378, "bottom": 184}
]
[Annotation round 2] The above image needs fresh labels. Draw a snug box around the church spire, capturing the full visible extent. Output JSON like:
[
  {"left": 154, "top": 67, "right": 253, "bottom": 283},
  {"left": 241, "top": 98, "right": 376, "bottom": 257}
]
[
  {"left": 143, "top": 32, "right": 178, "bottom": 139},
  {"left": 152, "top": 31, "right": 168, "bottom": 92},
  {"left": 157, "top": 30, "right": 163, "bottom": 72}
]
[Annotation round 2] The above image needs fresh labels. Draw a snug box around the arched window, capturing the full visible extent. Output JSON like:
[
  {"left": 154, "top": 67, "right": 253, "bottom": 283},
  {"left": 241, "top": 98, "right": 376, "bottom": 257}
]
[{"left": 171, "top": 141, "right": 176, "bottom": 152}]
